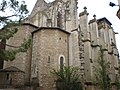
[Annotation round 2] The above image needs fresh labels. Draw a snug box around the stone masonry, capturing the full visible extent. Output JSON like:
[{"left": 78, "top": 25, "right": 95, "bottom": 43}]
[{"left": 0, "top": 0, "right": 119, "bottom": 90}]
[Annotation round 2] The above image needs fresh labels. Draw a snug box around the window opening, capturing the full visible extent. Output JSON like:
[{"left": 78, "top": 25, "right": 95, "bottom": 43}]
[
  {"left": 57, "top": 12, "right": 62, "bottom": 28},
  {"left": 60, "top": 57, "right": 64, "bottom": 70},
  {"left": 6, "top": 73, "right": 10, "bottom": 80},
  {"left": 48, "top": 56, "right": 50, "bottom": 63}
]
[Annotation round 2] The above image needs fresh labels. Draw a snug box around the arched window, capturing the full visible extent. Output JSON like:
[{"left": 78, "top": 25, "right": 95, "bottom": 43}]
[
  {"left": 60, "top": 57, "right": 64, "bottom": 70},
  {"left": 59, "top": 55, "right": 65, "bottom": 70},
  {"left": 57, "top": 12, "right": 62, "bottom": 28}
]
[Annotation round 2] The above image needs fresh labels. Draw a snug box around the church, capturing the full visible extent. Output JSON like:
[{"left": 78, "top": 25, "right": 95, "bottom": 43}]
[{"left": 0, "top": 0, "right": 119, "bottom": 90}]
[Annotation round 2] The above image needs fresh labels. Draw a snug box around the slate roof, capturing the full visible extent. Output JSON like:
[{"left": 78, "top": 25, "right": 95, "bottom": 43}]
[
  {"left": 97, "top": 17, "right": 112, "bottom": 26},
  {"left": 0, "top": 66, "right": 24, "bottom": 73}
]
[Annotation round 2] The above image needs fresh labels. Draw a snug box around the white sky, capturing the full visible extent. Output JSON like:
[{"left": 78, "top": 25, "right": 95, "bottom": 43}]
[{"left": 25, "top": 0, "right": 120, "bottom": 54}]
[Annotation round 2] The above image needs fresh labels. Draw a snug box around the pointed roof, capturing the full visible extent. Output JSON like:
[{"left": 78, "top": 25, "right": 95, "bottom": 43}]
[
  {"left": 0, "top": 66, "right": 24, "bottom": 72},
  {"left": 97, "top": 17, "right": 112, "bottom": 26},
  {"left": 30, "top": 0, "right": 48, "bottom": 17}
]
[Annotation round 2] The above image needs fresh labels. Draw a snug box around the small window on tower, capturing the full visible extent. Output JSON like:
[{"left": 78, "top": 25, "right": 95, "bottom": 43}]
[
  {"left": 60, "top": 57, "right": 64, "bottom": 70},
  {"left": 90, "top": 59, "right": 93, "bottom": 63},
  {"left": 48, "top": 56, "right": 50, "bottom": 63},
  {"left": 59, "top": 38, "right": 61, "bottom": 40},
  {"left": 6, "top": 73, "right": 12, "bottom": 84},
  {"left": 6, "top": 73, "right": 10, "bottom": 80}
]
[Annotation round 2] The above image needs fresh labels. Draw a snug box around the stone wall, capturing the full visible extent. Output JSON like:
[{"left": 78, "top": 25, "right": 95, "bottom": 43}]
[
  {"left": 4, "top": 24, "right": 38, "bottom": 85},
  {"left": 0, "top": 71, "right": 24, "bottom": 88},
  {"left": 31, "top": 27, "right": 70, "bottom": 90}
]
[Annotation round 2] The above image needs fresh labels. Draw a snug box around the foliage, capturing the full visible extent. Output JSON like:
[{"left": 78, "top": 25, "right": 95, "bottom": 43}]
[
  {"left": 0, "top": 0, "right": 29, "bottom": 39},
  {"left": 51, "top": 66, "right": 83, "bottom": 90},
  {"left": 93, "top": 46, "right": 111, "bottom": 90},
  {"left": 0, "top": 0, "right": 29, "bottom": 26},
  {"left": 0, "top": 0, "right": 30, "bottom": 61},
  {"left": 0, "top": 38, "right": 31, "bottom": 61}
]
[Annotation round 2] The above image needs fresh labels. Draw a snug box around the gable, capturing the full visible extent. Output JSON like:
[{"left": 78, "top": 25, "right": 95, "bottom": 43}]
[{"left": 30, "top": 0, "right": 48, "bottom": 17}]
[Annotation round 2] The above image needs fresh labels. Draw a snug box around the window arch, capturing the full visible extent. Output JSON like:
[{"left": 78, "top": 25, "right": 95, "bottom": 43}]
[
  {"left": 59, "top": 55, "right": 65, "bottom": 70},
  {"left": 60, "top": 57, "right": 64, "bottom": 70}
]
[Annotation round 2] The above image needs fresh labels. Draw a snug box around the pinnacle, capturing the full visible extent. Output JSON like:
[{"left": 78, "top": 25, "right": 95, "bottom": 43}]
[
  {"left": 83, "top": 6, "right": 87, "bottom": 13},
  {"left": 93, "top": 14, "right": 96, "bottom": 19}
]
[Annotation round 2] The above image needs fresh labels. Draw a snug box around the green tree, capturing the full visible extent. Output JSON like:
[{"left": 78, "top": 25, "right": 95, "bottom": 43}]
[
  {"left": 51, "top": 66, "right": 83, "bottom": 90},
  {"left": 0, "top": 0, "right": 30, "bottom": 62},
  {"left": 93, "top": 46, "right": 111, "bottom": 90}
]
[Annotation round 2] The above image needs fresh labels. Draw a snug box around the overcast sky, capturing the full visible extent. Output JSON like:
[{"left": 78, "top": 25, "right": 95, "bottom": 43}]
[{"left": 25, "top": 0, "right": 120, "bottom": 54}]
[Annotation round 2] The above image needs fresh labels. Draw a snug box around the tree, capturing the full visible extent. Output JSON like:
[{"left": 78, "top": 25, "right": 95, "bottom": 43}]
[
  {"left": 0, "top": 0, "right": 30, "bottom": 62},
  {"left": 51, "top": 66, "right": 83, "bottom": 90},
  {"left": 93, "top": 46, "right": 111, "bottom": 90}
]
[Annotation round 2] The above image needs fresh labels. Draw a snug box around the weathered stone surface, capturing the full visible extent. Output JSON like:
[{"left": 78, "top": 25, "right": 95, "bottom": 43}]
[
  {"left": 0, "top": 0, "right": 119, "bottom": 90},
  {"left": 3, "top": 24, "right": 38, "bottom": 87},
  {"left": 31, "top": 28, "right": 69, "bottom": 90}
]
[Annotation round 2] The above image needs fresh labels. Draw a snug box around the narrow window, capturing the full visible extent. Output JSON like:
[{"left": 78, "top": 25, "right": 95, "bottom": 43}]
[
  {"left": 48, "top": 56, "right": 50, "bottom": 63},
  {"left": 57, "top": 12, "right": 62, "bottom": 28},
  {"left": 59, "top": 38, "right": 61, "bottom": 40},
  {"left": 60, "top": 57, "right": 64, "bottom": 70},
  {"left": 90, "top": 59, "right": 93, "bottom": 63},
  {"left": 46, "top": 19, "right": 52, "bottom": 27},
  {"left": 6, "top": 73, "right": 12, "bottom": 84},
  {"left": 6, "top": 73, "right": 10, "bottom": 80}
]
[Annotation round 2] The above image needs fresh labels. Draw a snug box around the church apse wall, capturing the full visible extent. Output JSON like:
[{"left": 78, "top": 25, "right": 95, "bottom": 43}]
[{"left": 31, "top": 27, "right": 70, "bottom": 90}]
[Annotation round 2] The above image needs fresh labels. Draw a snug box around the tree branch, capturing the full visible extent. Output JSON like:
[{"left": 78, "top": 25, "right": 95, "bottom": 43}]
[{"left": 0, "top": 42, "right": 19, "bottom": 48}]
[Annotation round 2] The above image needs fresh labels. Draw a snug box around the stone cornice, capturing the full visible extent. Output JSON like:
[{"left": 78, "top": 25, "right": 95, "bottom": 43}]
[{"left": 32, "top": 27, "right": 71, "bottom": 35}]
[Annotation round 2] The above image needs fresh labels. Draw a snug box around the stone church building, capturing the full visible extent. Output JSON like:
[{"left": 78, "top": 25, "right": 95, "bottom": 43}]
[{"left": 0, "top": 0, "right": 119, "bottom": 90}]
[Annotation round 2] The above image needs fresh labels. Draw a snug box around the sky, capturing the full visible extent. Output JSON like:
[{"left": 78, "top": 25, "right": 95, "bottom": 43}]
[{"left": 25, "top": 0, "right": 120, "bottom": 54}]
